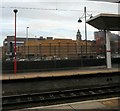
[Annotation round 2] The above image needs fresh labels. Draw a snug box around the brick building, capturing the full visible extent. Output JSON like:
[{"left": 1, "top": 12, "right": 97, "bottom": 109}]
[
  {"left": 2, "top": 30, "right": 96, "bottom": 60},
  {"left": 17, "top": 38, "right": 96, "bottom": 60}
]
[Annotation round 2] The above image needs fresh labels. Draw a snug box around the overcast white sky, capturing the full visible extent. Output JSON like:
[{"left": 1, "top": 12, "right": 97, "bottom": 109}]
[{"left": 0, "top": 0, "right": 118, "bottom": 46}]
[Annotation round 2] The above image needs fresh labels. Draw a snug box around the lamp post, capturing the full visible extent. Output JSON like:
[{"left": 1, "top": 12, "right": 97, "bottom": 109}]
[
  {"left": 78, "top": 6, "right": 92, "bottom": 58},
  {"left": 26, "top": 27, "right": 29, "bottom": 59},
  {"left": 13, "top": 9, "right": 18, "bottom": 74}
]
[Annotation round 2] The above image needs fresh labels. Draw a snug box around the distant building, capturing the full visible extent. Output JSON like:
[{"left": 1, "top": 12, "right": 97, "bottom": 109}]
[
  {"left": 94, "top": 31, "right": 105, "bottom": 55},
  {"left": 18, "top": 38, "right": 95, "bottom": 59},
  {"left": 94, "top": 31, "right": 120, "bottom": 56},
  {"left": 2, "top": 30, "right": 98, "bottom": 60},
  {"left": 46, "top": 37, "right": 53, "bottom": 40},
  {"left": 0, "top": 46, "right": 2, "bottom": 60}
]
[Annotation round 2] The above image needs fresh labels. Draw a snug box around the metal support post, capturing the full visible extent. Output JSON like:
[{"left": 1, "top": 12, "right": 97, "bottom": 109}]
[{"left": 106, "top": 30, "right": 112, "bottom": 68}]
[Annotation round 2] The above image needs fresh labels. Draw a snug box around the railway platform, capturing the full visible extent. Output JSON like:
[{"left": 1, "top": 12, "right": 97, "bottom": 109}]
[
  {"left": 2, "top": 65, "right": 120, "bottom": 110},
  {"left": 1, "top": 65, "right": 119, "bottom": 80},
  {"left": 17, "top": 97, "right": 120, "bottom": 110}
]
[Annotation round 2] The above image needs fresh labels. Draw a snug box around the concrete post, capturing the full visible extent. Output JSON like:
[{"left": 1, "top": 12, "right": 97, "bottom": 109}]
[{"left": 106, "top": 31, "right": 112, "bottom": 68}]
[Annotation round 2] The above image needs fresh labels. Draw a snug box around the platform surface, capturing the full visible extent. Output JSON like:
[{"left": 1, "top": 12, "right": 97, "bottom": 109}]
[
  {"left": 21, "top": 97, "right": 120, "bottom": 110},
  {"left": 1, "top": 65, "right": 119, "bottom": 80}
]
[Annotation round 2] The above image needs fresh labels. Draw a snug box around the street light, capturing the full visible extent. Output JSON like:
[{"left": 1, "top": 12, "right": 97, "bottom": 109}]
[
  {"left": 26, "top": 27, "right": 29, "bottom": 40},
  {"left": 26, "top": 27, "right": 29, "bottom": 59},
  {"left": 78, "top": 6, "right": 92, "bottom": 58},
  {"left": 13, "top": 9, "right": 18, "bottom": 74}
]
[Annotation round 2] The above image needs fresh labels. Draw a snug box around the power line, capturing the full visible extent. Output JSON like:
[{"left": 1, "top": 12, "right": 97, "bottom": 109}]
[
  {"left": 1, "top": 6, "right": 81, "bottom": 11},
  {"left": 1, "top": 6, "right": 98, "bottom": 13},
  {"left": 1, "top": 6, "right": 116, "bottom": 15}
]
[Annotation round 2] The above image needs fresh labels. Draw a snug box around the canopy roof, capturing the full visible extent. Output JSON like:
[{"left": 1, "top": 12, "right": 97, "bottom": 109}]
[
  {"left": 88, "top": 0, "right": 120, "bottom": 3},
  {"left": 86, "top": 13, "right": 120, "bottom": 31}
]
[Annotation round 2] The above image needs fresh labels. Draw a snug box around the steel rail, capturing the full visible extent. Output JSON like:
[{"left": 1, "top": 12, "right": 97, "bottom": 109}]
[{"left": 2, "top": 84, "right": 120, "bottom": 110}]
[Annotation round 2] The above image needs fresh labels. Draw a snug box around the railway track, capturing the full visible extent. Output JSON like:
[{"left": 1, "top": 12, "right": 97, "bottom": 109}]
[{"left": 2, "top": 84, "right": 120, "bottom": 110}]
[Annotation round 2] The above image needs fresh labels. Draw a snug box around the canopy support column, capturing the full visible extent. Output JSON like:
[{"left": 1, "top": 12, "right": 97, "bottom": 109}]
[{"left": 106, "top": 30, "right": 112, "bottom": 69}]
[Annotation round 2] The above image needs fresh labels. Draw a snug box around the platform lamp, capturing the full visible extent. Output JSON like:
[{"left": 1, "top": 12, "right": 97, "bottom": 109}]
[
  {"left": 26, "top": 27, "right": 29, "bottom": 59},
  {"left": 13, "top": 9, "right": 18, "bottom": 74},
  {"left": 78, "top": 6, "right": 92, "bottom": 58}
]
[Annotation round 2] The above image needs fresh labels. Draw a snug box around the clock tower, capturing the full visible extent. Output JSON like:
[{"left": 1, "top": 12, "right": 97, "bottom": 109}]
[{"left": 76, "top": 29, "right": 82, "bottom": 40}]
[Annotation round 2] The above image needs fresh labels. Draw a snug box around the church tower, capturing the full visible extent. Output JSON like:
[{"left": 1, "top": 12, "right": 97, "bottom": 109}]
[{"left": 76, "top": 29, "right": 82, "bottom": 40}]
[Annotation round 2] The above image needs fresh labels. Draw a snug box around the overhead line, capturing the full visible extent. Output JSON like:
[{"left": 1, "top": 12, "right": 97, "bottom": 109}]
[
  {"left": 1, "top": 6, "right": 98, "bottom": 13},
  {"left": 1, "top": 6, "right": 116, "bottom": 14}
]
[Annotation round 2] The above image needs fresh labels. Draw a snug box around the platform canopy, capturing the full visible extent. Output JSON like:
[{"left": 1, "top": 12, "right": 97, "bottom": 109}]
[
  {"left": 88, "top": 0, "right": 120, "bottom": 3},
  {"left": 86, "top": 13, "right": 120, "bottom": 31}
]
